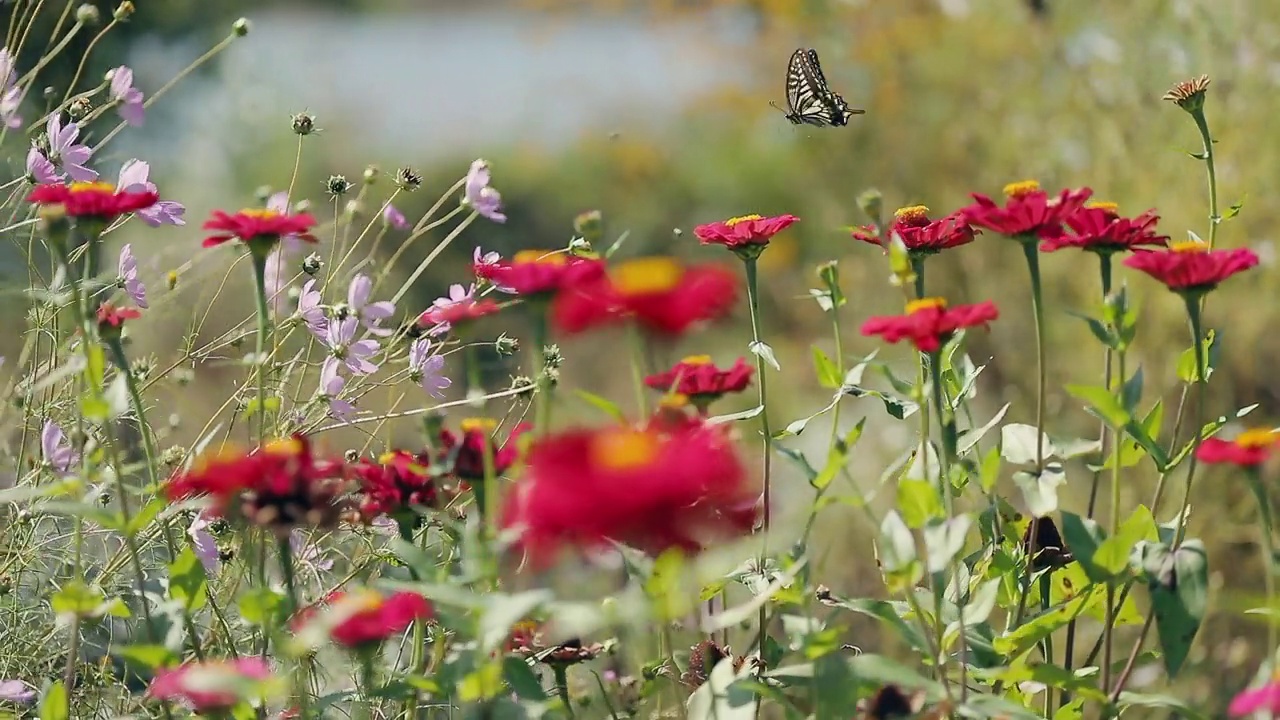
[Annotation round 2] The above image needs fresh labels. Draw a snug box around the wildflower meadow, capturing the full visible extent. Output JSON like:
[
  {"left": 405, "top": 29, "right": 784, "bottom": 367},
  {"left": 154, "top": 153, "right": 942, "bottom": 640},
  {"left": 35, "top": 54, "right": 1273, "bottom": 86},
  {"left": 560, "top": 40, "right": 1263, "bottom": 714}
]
[{"left": 1, "top": 1, "right": 1279, "bottom": 719}]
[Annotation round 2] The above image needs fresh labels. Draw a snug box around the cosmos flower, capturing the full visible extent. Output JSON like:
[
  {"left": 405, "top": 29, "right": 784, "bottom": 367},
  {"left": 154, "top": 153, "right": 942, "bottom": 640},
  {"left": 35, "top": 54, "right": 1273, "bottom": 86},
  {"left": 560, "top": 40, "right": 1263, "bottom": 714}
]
[
  {"left": 108, "top": 66, "right": 145, "bottom": 126},
  {"left": 0, "top": 86, "right": 21, "bottom": 130},
  {"left": 319, "top": 361, "right": 356, "bottom": 423},
  {"left": 41, "top": 419, "right": 79, "bottom": 476},
  {"left": 860, "top": 297, "right": 999, "bottom": 353},
  {"left": 45, "top": 113, "right": 96, "bottom": 182},
  {"left": 0, "top": 680, "right": 35, "bottom": 705},
  {"left": 463, "top": 159, "right": 505, "bottom": 222},
  {"left": 118, "top": 244, "right": 148, "bottom": 308},
  {"left": 25, "top": 147, "right": 58, "bottom": 184},
  {"left": 118, "top": 159, "right": 186, "bottom": 226},
  {"left": 383, "top": 204, "right": 408, "bottom": 230},
  {"left": 322, "top": 317, "right": 380, "bottom": 376},
  {"left": 296, "top": 278, "right": 327, "bottom": 338},
  {"left": 187, "top": 510, "right": 220, "bottom": 576},
  {"left": 347, "top": 274, "right": 396, "bottom": 336},
  {"left": 408, "top": 338, "right": 450, "bottom": 398}
]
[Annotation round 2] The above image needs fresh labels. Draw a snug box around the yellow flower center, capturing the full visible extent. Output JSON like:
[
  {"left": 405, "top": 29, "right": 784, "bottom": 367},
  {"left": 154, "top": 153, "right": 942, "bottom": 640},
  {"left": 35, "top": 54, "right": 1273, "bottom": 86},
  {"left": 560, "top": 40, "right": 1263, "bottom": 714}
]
[
  {"left": 241, "top": 208, "right": 280, "bottom": 220},
  {"left": 906, "top": 297, "right": 948, "bottom": 314},
  {"left": 513, "top": 250, "right": 566, "bottom": 266},
  {"left": 893, "top": 205, "right": 930, "bottom": 223},
  {"left": 609, "top": 257, "right": 684, "bottom": 295},
  {"left": 1236, "top": 429, "right": 1279, "bottom": 450},
  {"left": 1086, "top": 201, "right": 1119, "bottom": 213},
  {"left": 659, "top": 393, "right": 689, "bottom": 409},
  {"left": 69, "top": 181, "right": 115, "bottom": 193},
  {"left": 343, "top": 589, "right": 384, "bottom": 614},
  {"left": 461, "top": 417, "right": 497, "bottom": 434},
  {"left": 680, "top": 355, "right": 713, "bottom": 366},
  {"left": 724, "top": 214, "right": 763, "bottom": 227},
  {"left": 1002, "top": 180, "right": 1042, "bottom": 198},
  {"left": 590, "top": 429, "right": 660, "bottom": 472},
  {"left": 1170, "top": 240, "right": 1209, "bottom": 254},
  {"left": 377, "top": 451, "right": 398, "bottom": 464},
  {"left": 263, "top": 437, "right": 304, "bottom": 456}
]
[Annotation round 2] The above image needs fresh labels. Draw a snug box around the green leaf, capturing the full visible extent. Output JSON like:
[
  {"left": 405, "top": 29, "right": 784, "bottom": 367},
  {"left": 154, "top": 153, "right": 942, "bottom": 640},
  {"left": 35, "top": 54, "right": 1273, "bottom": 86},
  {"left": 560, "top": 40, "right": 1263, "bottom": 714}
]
[
  {"left": 1000, "top": 423, "right": 1053, "bottom": 465},
  {"left": 924, "top": 515, "right": 971, "bottom": 574},
  {"left": 1176, "top": 328, "right": 1217, "bottom": 383},
  {"left": 238, "top": 587, "right": 285, "bottom": 627},
  {"left": 168, "top": 546, "right": 208, "bottom": 612},
  {"left": 1224, "top": 194, "right": 1246, "bottom": 220},
  {"left": 1059, "top": 512, "right": 1109, "bottom": 583},
  {"left": 1094, "top": 505, "right": 1158, "bottom": 576},
  {"left": 707, "top": 404, "right": 764, "bottom": 425},
  {"left": 994, "top": 585, "right": 1102, "bottom": 656},
  {"left": 811, "top": 346, "right": 842, "bottom": 389},
  {"left": 1116, "top": 691, "right": 1210, "bottom": 720},
  {"left": 502, "top": 657, "right": 548, "bottom": 701},
  {"left": 80, "top": 395, "right": 110, "bottom": 423},
  {"left": 978, "top": 447, "right": 1001, "bottom": 493},
  {"left": 844, "top": 384, "right": 918, "bottom": 419},
  {"left": 897, "top": 478, "right": 943, "bottom": 529},
  {"left": 118, "top": 644, "right": 179, "bottom": 672},
  {"left": 878, "top": 511, "right": 916, "bottom": 574},
  {"left": 1012, "top": 463, "right": 1066, "bottom": 518},
  {"left": 1120, "top": 366, "right": 1144, "bottom": 413},
  {"left": 1069, "top": 309, "right": 1116, "bottom": 349},
  {"left": 687, "top": 658, "right": 758, "bottom": 720},
  {"left": 574, "top": 390, "right": 625, "bottom": 422},
  {"left": 1065, "top": 384, "right": 1129, "bottom": 429},
  {"left": 1141, "top": 540, "right": 1209, "bottom": 676},
  {"left": 480, "top": 590, "right": 553, "bottom": 653},
  {"left": 817, "top": 592, "right": 927, "bottom": 652},
  {"left": 51, "top": 581, "right": 105, "bottom": 621},
  {"left": 39, "top": 681, "right": 67, "bottom": 720},
  {"left": 458, "top": 661, "right": 505, "bottom": 703},
  {"left": 958, "top": 403, "right": 1009, "bottom": 455},
  {"left": 126, "top": 497, "right": 166, "bottom": 537},
  {"left": 84, "top": 344, "right": 106, "bottom": 388},
  {"left": 775, "top": 443, "right": 817, "bottom": 484}
]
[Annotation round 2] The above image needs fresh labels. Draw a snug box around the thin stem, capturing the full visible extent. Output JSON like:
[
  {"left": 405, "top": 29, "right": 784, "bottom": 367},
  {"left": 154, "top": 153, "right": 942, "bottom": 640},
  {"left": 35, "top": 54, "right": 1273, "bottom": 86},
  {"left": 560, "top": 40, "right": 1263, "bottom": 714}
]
[
  {"left": 1103, "top": 347, "right": 1126, "bottom": 693},
  {"left": 60, "top": 19, "right": 118, "bottom": 106},
  {"left": 911, "top": 256, "right": 926, "bottom": 300},
  {"left": 1086, "top": 253, "right": 1115, "bottom": 518},
  {"left": 626, "top": 323, "right": 649, "bottom": 418},
  {"left": 250, "top": 251, "right": 272, "bottom": 442},
  {"left": 1173, "top": 295, "right": 1207, "bottom": 549},
  {"left": 553, "top": 664, "right": 575, "bottom": 718},
  {"left": 743, "top": 257, "right": 774, "bottom": 656},
  {"left": 928, "top": 351, "right": 966, "bottom": 699},
  {"left": 278, "top": 536, "right": 311, "bottom": 717},
  {"left": 1246, "top": 472, "right": 1278, "bottom": 669},
  {"left": 1191, "top": 110, "right": 1219, "bottom": 249},
  {"left": 1021, "top": 241, "right": 1048, "bottom": 470},
  {"left": 531, "top": 310, "right": 551, "bottom": 434}
]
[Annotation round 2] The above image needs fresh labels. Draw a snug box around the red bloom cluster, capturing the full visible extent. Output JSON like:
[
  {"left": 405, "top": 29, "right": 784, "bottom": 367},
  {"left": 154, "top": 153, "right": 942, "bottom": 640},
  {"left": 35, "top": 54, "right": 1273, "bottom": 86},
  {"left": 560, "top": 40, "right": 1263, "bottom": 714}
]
[
  {"left": 861, "top": 297, "right": 999, "bottom": 353},
  {"left": 644, "top": 356, "right": 753, "bottom": 410},
  {"left": 694, "top": 213, "right": 798, "bottom": 250},
  {"left": 165, "top": 435, "right": 350, "bottom": 534},
  {"left": 474, "top": 250, "right": 603, "bottom": 297},
  {"left": 28, "top": 181, "right": 158, "bottom": 220},
  {"left": 202, "top": 209, "right": 318, "bottom": 249},
  {"left": 553, "top": 257, "right": 739, "bottom": 336},
  {"left": 1040, "top": 205, "right": 1168, "bottom": 254},
  {"left": 1196, "top": 429, "right": 1279, "bottom": 468},
  {"left": 854, "top": 205, "right": 977, "bottom": 255},
  {"left": 352, "top": 450, "right": 438, "bottom": 524},
  {"left": 501, "top": 421, "right": 759, "bottom": 564},
  {"left": 1123, "top": 241, "right": 1258, "bottom": 294},
  {"left": 148, "top": 658, "right": 273, "bottom": 713},
  {"left": 440, "top": 418, "right": 528, "bottom": 482},
  {"left": 961, "top": 181, "right": 1092, "bottom": 238},
  {"left": 296, "top": 590, "right": 433, "bottom": 650}
]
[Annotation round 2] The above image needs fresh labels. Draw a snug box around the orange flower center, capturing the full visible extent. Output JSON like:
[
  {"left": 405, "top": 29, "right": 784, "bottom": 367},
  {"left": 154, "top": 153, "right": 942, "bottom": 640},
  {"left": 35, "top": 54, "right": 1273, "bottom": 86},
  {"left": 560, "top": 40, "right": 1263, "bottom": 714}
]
[
  {"left": 724, "top": 214, "right": 763, "bottom": 227},
  {"left": 1002, "top": 180, "right": 1041, "bottom": 198},
  {"left": 241, "top": 208, "right": 280, "bottom": 220},
  {"left": 1086, "top": 201, "right": 1119, "bottom": 213},
  {"left": 1235, "top": 429, "right": 1279, "bottom": 450},
  {"left": 893, "top": 205, "right": 930, "bottom": 223},
  {"left": 461, "top": 417, "right": 497, "bottom": 434},
  {"left": 512, "top": 250, "right": 566, "bottom": 266},
  {"left": 906, "top": 297, "right": 948, "bottom": 314},
  {"left": 680, "top": 355, "right": 713, "bottom": 366},
  {"left": 69, "top": 181, "right": 115, "bottom": 193},
  {"left": 590, "top": 429, "right": 660, "bottom": 472},
  {"left": 610, "top": 257, "right": 684, "bottom": 295},
  {"left": 1170, "top": 240, "right": 1209, "bottom": 254}
]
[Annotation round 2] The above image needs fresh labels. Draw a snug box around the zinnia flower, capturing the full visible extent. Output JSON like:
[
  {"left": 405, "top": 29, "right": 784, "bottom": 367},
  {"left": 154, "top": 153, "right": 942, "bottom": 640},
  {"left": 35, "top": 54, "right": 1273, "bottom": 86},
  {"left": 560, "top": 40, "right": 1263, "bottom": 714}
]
[
  {"left": 27, "top": 181, "right": 157, "bottom": 221},
  {"left": 1040, "top": 206, "right": 1168, "bottom": 254},
  {"left": 202, "top": 208, "right": 318, "bottom": 253},
  {"left": 694, "top": 213, "right": 798, "bottom": 252},
  {"left": 861, "top": 297, "right": 999, "bottom": 353},
  {"left": 961, "top": 181, "right": 1092, "bottom": 238},
  {"left": 96, "top": 302, "right": 141, "bottom": 339},
  {"left": 475, "top": 250, "right": 603, "bottom": 298},
  {"left": 147, "top": 658, "right": 273, "bottom": 713},
  {"left": 501, "top": 422, "right": 758, "bottom": 564},
  {"left": 644, "top": 356, "right": 753, "bottom": 412},
  {"left": 118, "top": 244, "right": 148, "bottom": 308},
  {"left": 1196, "top": 429, "right": 1278, "bottom": 468},
  {"left": 553, "top": 257, "right": 739, "bottom": 336},
  {"left": 297, "top": 590, "right": 433, "bottom": 650},
  {"left": 855, "top": 205, "right": 978, "bottom": 255},
  {"left": 352, "top": 450, "right": 439, "bottom": 524},
  {"left": 1122, "top": 241, "right": 1258, "bottom": 294},
  {"left": 44, "top": 113, "right": 96, "bottom": 181},
  {"left": 417, "top": 284, "right": 500, "bottom": 336},
  {"left": 440, "top": 418, "right": 528, "bottom": 482},
  {"left": 1229, "top": 675, "right": 1280, "bottom": 717},
  {"left": 463, "top": 159, "right": 506, "bottom": 223}
]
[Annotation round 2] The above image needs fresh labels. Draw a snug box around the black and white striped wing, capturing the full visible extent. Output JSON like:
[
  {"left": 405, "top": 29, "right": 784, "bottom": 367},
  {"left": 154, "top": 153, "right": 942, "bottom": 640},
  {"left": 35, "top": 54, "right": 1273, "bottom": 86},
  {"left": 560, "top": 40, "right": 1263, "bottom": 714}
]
[{"left": 783, "top": 48, "right": 864, "bottom": 127}]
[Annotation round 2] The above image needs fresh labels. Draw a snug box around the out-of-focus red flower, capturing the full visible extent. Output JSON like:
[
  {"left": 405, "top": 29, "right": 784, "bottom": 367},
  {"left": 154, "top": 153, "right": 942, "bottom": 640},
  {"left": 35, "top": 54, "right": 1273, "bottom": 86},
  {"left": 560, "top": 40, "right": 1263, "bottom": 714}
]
[
  {"left": 27, "top": 181, "right": 157, "bottom": 220},
  {"left": 417, "top": 297, "right": 500, "bottom": 335},
  {"left": 961, "top": 181, "right": 1092, "bottom": 238},
  {"left": 1196, "top": 429, "right": 1279, "bottom": 468},
  {"left": 501, "top": 423, "right": 759, "bottom": 565},
  {"left": 1229, "top": 676, "right": 1280, "bottom": 717},
  {"left": 165, "top": 434, "right": 350, "bottom": 534},
  {"left": 553, "top": 257, "right": 738, "bottom": 336},
  {"left": 1040, "top": 206, "right": 1169, "bottom": 254},
  {"left": 474, "top": 249, "right": 603, "bottom": 298},
  {"left": 1122, "top": 241, "right": 1258, "bottom": 294},
  {"left": 860, "top": 297, "right": 999, "bottom": 353},
  {"left": 855, "top": 205, "right": 978, "bottom": 255},
  {"left": 96, "top": 302, "right": 141, "bottom": 333},
  {"left": 505, "top": 619, "right": 605, "bottom": 665},
  {"left": 147, "top": 658, "right": 273, "bottom": 713},
  {"left": 440, "top": 418, "right": 529, "bottom": 482},
  {"left": 644, "top": 355, "right": 753, "bottom": 411},
  {"left": 352, "top": 450, "right": 438, "bottom": 524},
  {"left": 296, "top": 590, "right": 433, "bottom": 650},
  {"left": 202, "top": 209, "right": 318, "bottom": 250},
  {"left": 694, "top": 214, "right": 798, "bottom": 250}
]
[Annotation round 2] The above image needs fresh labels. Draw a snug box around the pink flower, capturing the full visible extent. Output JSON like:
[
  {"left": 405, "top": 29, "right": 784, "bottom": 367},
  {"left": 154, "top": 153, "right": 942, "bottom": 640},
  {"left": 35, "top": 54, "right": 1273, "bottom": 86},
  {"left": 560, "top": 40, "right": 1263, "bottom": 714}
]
[
  {"left": 383, "top": 204, "right": 408, "bottom": 230},
  {"left": 108, "top": 66, "right": 145, "bottom": 126},
  {"left": 148, "top": 658, "right": 273, "bottom": 712},
  {"left": 1230, "top": 677, "right": 1280, "bottom": 717}
]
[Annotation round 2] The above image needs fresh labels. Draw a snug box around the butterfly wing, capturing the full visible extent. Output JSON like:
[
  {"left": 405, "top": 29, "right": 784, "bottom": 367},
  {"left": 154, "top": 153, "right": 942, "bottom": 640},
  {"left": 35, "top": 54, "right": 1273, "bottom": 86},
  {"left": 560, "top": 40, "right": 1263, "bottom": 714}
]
[{"left": 784, "top": 48, "right": 836, "bottom": 126}]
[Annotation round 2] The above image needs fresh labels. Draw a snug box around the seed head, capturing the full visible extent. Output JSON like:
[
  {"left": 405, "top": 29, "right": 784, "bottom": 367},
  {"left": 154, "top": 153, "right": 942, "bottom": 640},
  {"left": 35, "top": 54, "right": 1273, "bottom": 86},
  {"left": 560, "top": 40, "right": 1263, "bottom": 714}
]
[
  {"left": 573, "top": 209, "right": 603, "bottom": 243},
  {"left": 75, "top": 4, "right": 101, "bottom": 25},
  {"left": 343, "top": 449, "right": 360, "bottom": 463},
  {"left": 161, "top": 446, "right": 186, "bottom": 466},
  {"left": 542, "top": 344, "right": 564, "bottom": 369},
  {"left": 326, "top": 174, "right": 352, "bottom": 197},
  {"left": 1163, "top": 75, "right": 1210, "bottom": 114},
  {"left": 291, "top": 112, "right": 317, "bottom": 136},
  {"left": 495, "top": 333, "right": 519, "bottom": 356},
  {"left": 113, "top": 1, "right": 135, "bottom": 20},
  {"left": 395, "top": 167, "right": 422, "bottom": 192},
  {"left": 302, "top": 253, "right": 324, "bottom": 276}
]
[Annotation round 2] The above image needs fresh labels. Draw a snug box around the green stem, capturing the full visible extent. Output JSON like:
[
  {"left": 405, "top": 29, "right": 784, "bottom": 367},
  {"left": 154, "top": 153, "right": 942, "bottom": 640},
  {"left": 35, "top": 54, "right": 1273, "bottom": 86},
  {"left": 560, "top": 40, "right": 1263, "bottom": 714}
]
[
  {"left": 1020, "top": 241, "right": 1048, "bottom": 470},
  {"left": 358, "top": 652, "right": 377, "bottom": 720},
  {"left": 743, "top": 257, "right": 774, "bottom": 656},
  {"left": 1190, "top": 110, "right": 1219, "bottom": 248},
  {"left": 1246, "top": 472, "right": 1278, "bottom": 668},
  {"left": 927, "top": 352, "right": 965, "bottom": 699},
  {"left": 250, "top": 251, "right": 272, "bottom": 442},
  {"left": 1173, "top": 295, "right": 1207, "bottom": 549},
  {"left": 278, "top": 536, "right": 311, "bottom": 717},
  {"left": 626, "top": 322, "right": 649, "bottom": 418},
  {"left": 1103, "top": 347, "right": 1126, "bottom": 693},
  {"left": 553, "top": 664, "right": 575, "bottom": 718},
  {"left": 911, "top": 256, "right": 926, "bottom": 300}
]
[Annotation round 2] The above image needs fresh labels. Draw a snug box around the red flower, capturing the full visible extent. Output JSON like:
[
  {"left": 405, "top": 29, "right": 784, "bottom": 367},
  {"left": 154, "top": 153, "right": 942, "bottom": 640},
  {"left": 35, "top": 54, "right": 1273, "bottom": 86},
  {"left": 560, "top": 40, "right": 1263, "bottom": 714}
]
[
  {"left": 27, "top": 181, "right": 157, "bottom": 220},
  {"left": 961, "top": 181, "right": 1092, "bottom": 238},
  {"left": 694, "top": 214, "right": 798, "bottom": 250},
  {"left": 165, "top": 434, "right": 350, "bottom": 534},
  {"left": 440, "top": 418, "right": 528, "bottom": 482},
  {"left": 96, "top": 302, "right": 141, "bottom": 329},
  {"left": 501, "top": 422, "right": 759, "bottom": 564},
  {"left": 553, "top": 257, "right": 739, "bottom": 336},
  {"left": 1123, "top": 241, "right": 1258, "bottom": 293},
  {"left": 202, "top": 209, "right": 318, "bottom": 250},
  {"left": 474, "top": 249, "right": 603, "bottom": 298},
  {"left": 1196, "top": 429, "right": 1278, "bottom": 468},
  {"left": 298, "top": 590, "right": 433, "bottom": 650},
  {"left": 861, "top": 297, "right": 999, "bottom": 353},
  {"left": 855, "top": 205, "right": 977, "bottom": 255},
  {"left": 417, "top": 297, "right": 500, "bottom": 336},
  {"left": 644, "top": 355, "right": 753, "bottom": 409},
  {"left": 352, "top": 450, "right": 439, "bottom": 524},
  {"left": 147, "top": 658, "right": 273, "bottom": 712},
  {"left": 1040, "top": 205, "right": 1169, "bottom": 253}
]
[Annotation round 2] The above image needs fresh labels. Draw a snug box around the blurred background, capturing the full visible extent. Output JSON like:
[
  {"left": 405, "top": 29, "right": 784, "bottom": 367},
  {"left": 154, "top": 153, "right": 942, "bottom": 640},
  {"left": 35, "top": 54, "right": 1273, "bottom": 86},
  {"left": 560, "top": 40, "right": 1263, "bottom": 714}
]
[{"left": 4, "top": 0, "right": 1280, "bottom": 709}]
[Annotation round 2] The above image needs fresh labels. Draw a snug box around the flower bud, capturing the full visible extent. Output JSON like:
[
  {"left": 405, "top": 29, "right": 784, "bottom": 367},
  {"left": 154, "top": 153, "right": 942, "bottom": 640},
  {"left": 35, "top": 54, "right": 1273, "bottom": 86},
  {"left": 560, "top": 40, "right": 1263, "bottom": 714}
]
[
  {"left": 254, "top": 185, "right": 273, "bottom": 203},
  {"left": 294, "top": 199, "right": 312, "bottom": 213},
  {"left": 113, "top": 1, "right": 134, "bottom": 20},
  {"left": 395, "top": 167, "right": 422, "bottom": 192},
  {"left": 166, "top": 270, "right": 179, "bottom": 290},
  {"left": 362, "top": 165, "right": 379, "bottom": 184},
  {"left": 542, "top": 344, "right": 564, "bottom": 369},
  {"left": 326, "top": 174, "right": 352, "bottom": 197},
  {"left": 68, "top": 97, "right": 92, "bottom": 120},
  {"left": 232, "top": 17, "right": 251, "bottom": 36},
  {"left": 343, "top": 449, "right": 359, "bottom": 463},
  {"left": 573, "top": 209, "right": 603, "bottom": 243},
  {"left": 344, "top": 200, "right": 364, "bottom": 218},
  {"left": 302, "top": 253, "right": 323, "bottom": 276},
  {"left": 161, "top": 446, "right": 186, "bottom": 466},
  {"left": 75, "top": 4, "right": 101, "bottom": 25},
  {"left": 291, "top": 112, "right": 316, "bottom": 136},
  {"left": 495, "top": 333, "right": 519, "bottom": 356},
  {"left": 857, "top": 188, "right": 884, "bottom": 228}
]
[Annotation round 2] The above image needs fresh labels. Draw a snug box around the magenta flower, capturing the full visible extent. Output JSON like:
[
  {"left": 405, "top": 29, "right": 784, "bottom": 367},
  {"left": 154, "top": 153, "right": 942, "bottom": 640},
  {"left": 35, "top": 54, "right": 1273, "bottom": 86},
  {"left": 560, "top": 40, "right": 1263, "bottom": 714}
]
[
  {"left": 463, "top": 159, "right": 505, "bottom": 223},
  {"left": 383, "top": 204, "right": 408, "bottom": 230},
  {"left": 473, "top": 247, "right": 514, "bottom": 293},
  {"left": 0, "top": 86, "right": 20, "bottom": 130},
  {"left": 46, "top": 113, "right": 96, "bottom": 182},
  {"left": 408, "top": 338, "right": 450, "bottom": 398},
  {"left": 118, "top": 244, "right": 148, "bottom": 308},
  {"left": 324, "top": 317, "right": 380, "bottom": 376},
  {"left": 26, "top": 147, "right": 58, "bottom": 184},
  {"left": 319, "top": 360, "right": 356, "bottom": 422},
  {"left": 425, "top": 283, "right": 476, "bottom": 336},
  {"left": 0, "top": 680, "right": 35, "bottom": 705},
  {"left": 108, "top": 66, "right": 145, "bottom": 126},
  {"left": 118, "top": 160, "right": 185, "bottom": 226},
  {"left": 41, "top": 419, "right": 78, "bottom": 476},
  {"left": 187, "top": 511, "right": 220, "bottom": 576},
  {"left": 347, "top": 274, "right": 395, "bottom": 336},
  {"left": 1230, "top": 676, "right": 1280, "bottom": 716},
  {"left": 297, "top": 279, "right": 327, "bottom": 338}
]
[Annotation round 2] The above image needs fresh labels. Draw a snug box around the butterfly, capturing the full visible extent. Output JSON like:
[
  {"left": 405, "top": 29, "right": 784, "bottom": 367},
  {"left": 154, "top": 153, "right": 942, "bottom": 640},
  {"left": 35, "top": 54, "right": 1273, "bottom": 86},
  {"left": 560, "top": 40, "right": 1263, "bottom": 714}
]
[{"left": 773, "top": 48, "right": 864, "bottom": 127}]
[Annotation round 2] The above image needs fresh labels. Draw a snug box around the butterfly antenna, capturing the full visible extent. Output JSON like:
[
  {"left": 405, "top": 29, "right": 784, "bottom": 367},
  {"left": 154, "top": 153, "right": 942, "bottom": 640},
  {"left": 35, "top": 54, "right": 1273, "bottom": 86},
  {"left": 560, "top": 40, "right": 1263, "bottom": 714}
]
[{"left": 768, "top": 100, "right": 787, "bottom": 116}]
